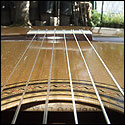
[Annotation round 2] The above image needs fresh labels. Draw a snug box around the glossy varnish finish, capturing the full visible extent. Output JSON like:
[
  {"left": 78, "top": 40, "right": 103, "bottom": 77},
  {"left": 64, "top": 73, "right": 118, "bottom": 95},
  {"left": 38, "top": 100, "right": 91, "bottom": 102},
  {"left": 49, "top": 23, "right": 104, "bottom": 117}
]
[{"left": 1, "top": 27, "right": 124, "bottom": 117}]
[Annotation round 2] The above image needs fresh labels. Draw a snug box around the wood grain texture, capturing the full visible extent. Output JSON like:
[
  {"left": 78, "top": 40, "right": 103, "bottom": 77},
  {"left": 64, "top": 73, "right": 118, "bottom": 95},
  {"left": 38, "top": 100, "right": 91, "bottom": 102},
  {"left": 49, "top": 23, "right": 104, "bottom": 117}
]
[{"left": 1, "top": 26, "right": 124, "bottom": 114}]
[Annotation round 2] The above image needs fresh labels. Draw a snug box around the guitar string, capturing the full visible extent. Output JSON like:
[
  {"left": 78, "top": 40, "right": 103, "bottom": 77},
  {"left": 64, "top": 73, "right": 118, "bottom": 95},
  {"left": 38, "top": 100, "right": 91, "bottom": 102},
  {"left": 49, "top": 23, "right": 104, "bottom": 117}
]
[
  {"left": 11, "top": 29, "right": 48, "bottom": 124},
  {"left": 1, "top": 31, "right": 38, "bottom": 93},
  {"left": 80, "top": 29, "right": 124, "bottom": 96},
  {"left": 42, "top": 28, "right": 56, "bottom": 124},
  {"left": 72, "top": 29, "right": 111, "bottom": 124},
  {"left": 63, "top": 30, "right": 78, "bottom": 124},
  {"left": 3, "top": 29, "right": 122, "bottom": 124}
]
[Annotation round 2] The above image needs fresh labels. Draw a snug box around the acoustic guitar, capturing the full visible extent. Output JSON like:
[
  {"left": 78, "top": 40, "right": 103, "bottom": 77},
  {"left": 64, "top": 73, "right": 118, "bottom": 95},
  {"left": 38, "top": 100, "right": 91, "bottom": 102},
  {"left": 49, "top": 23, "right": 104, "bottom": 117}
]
[{"left": 1, "top": 26, "right": 124, "bottom": 124}]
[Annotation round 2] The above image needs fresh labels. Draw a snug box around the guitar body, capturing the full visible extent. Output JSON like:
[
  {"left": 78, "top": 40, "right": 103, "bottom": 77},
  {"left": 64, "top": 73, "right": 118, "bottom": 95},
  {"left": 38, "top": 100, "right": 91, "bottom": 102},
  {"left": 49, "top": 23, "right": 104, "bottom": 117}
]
[{"left": 1, "top": 26, "right": 124, "bottom": 124}]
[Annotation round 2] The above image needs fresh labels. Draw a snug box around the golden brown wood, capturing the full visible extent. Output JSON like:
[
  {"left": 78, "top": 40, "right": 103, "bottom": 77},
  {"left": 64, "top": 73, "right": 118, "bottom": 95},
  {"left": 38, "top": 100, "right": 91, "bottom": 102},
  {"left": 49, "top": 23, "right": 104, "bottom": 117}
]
[{"left": 1, "top": 26, "right": 124, "bottom": 115}]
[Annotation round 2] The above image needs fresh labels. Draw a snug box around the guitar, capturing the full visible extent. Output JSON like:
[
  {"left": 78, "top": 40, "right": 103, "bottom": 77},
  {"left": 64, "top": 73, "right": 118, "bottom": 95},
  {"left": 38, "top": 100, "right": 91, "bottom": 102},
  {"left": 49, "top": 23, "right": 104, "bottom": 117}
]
[{"left": 1, "top": 26, "right": 124, "bottom": 124}]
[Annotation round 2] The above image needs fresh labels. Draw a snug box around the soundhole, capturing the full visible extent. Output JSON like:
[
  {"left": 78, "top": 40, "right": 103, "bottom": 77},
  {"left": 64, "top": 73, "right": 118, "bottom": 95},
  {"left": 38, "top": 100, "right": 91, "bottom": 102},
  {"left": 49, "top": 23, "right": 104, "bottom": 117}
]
[
  {"left": 1, "top": 110, "right": 124, "bottom": 124},
  {"left": 1, "top": 101, "right": 124, "bottom": 124}
]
